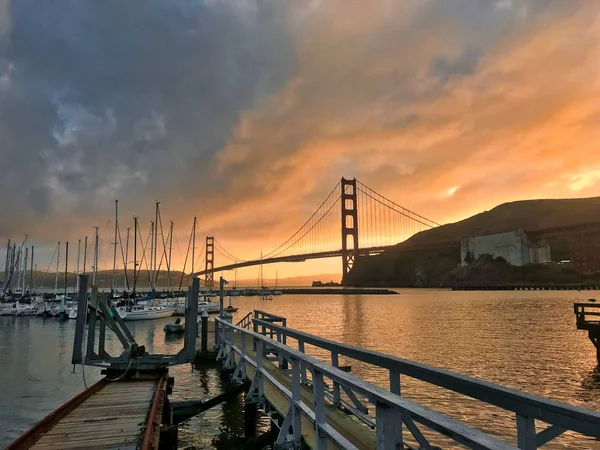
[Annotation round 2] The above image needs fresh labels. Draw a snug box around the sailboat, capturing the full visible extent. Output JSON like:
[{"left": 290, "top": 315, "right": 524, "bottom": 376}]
[
  {"left": 117, "top": 304, "right": 174, "bottom": 321},
  {"left": 273, "top": 271, "right": 283, "bottom": 296},
  {"left": 258, "top": 254, "right": 272, "bottom": 301},
  {"left": 116, "top": 203, "right": 174, "bottom": 321},
  {"left": 229, "top": 266, "right": 240, "bottom": 296}
]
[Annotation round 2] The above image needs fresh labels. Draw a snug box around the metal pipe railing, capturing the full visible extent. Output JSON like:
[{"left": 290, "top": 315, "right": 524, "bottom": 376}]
[
  {"left": 251, "top": 317, "right": 600, "bottom": 449},
  {"left": 216, "top": 316, "right": 517, "bottom": 450}
]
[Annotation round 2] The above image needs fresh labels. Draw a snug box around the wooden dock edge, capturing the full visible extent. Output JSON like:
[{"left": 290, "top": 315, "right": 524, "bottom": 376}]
[{"left": 6, "top": 379, "right": 107, "bottom": 450}]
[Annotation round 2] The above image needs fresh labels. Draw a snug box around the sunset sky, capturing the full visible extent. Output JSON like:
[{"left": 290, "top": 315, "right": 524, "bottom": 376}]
[{"left": 1, "top": 0, "right": 600, "bottom": 281}]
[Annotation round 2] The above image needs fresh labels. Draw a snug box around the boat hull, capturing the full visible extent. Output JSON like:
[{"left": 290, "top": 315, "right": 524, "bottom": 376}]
[{"left": 119, "top": 307, "right": 175, "bottom": 321}]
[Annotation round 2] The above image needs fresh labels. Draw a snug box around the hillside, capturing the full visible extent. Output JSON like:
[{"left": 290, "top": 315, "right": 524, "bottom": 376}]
[
  {"left": 345, "top": 196, "right": 600, "bottom": 287},
  {"left": 405, "top": 196, "right": 600, "bottom": 245},
  {"left": 1, "top": 269, "right": 342, "bottom": 291}
]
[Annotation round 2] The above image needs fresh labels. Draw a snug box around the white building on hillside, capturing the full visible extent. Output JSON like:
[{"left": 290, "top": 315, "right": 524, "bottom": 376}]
[{"left": 461, "top": 230, "right": 551, "bottom": 266}]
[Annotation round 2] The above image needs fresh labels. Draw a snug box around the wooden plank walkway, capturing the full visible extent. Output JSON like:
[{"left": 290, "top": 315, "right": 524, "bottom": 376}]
[
  {"left": 234, "top": 333, "right": 377, "bottom": 449},
  {"left": 8, "top": 378, "right": 164, "bottom": 450}
]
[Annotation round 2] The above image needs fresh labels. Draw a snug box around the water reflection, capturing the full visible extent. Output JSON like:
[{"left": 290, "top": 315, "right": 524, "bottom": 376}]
[
  {"left": 580, "top": 366, "right": 600, "bottom": 401},
  {"left": 341, "top": 294, "right": 365, "bottom": 348},
  {"left": 2, "top": 291, "right": 600, "bottom": 449}
]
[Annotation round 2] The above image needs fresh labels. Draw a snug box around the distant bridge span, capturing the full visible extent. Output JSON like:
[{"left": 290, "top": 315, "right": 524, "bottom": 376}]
[{"left": 192, "top": 240, "right": 461, "bottom": 277}]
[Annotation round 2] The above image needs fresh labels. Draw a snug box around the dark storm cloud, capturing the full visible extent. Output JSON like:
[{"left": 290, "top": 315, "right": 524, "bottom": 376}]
[{"left": 0, "top": 0, "right": 295, "bottom": 240}]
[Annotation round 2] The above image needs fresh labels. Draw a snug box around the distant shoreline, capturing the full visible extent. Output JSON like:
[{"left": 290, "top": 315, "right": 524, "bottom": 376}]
[{"left": 279, "top": 287, "right": 397, "bottom": 295}]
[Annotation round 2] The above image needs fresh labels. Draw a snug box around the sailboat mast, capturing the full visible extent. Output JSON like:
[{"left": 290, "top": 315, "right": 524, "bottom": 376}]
[
  {"left": 149, "top": 221, "right": 154, "bottom": 291},
  {"left": 83, "top": 236, "right": 88, "bottom": 275},
  {"left": 124, "top": 227, "right": 130, "bottom": 292},
  {"left": 112, "top": 200, "right": 118, "bottom": 292},
  {"left": 191, "top": 217, "right": 196, "bottom": 285},
  {"left": 16, "top": 248, "right": 21, "bottom": 291},
  {"left": 93, "top": 227, "right": 99, "bottom": 286},
  {"left": 133, "top": 217, "right": 138, "bottom": 294},
  {"left": 64, "top": 241, "right": 69, "bottom": 297},
  {"left": 168, "top": 221, "right": 173, "bottom": 292},
  {"left": 154, "top": 202, "right": 159, "bottom": 290},
  {"left": 76, "top": 239, "right": 81, "bottom": 292},
  {"left": 22, "top": 247, "right": 28, "bottom": 292},
  {"left": 54, "top": 242, "right": 61, "bottom": 297},
  {"left": 30, "top": 246, "right": 34, "bottom": 293},
  {"left": 4, "top": 239, "right": 10, "bottom": 287}
]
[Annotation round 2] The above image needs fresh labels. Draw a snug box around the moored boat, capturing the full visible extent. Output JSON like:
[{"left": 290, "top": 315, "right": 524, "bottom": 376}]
[
  {"left": 164, "top": 318, "right": 185, "bottom": 333},
  {"left": 117, "top": 305, "right": 175, "bottom": 321}
]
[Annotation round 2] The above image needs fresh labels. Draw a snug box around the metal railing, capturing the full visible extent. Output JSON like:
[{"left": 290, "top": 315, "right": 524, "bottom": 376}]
[
  {"left": 574, "top": 302, "right": 600, "bottom": 328},
  {"left": 236, "top": 311, "right": 253, "bottom": 329},
  {"left": 215, "top": 316, "right": 517, "bottom": 450},
  {"left": 251, "top": 317, "right": 600, "bottom": 450}
]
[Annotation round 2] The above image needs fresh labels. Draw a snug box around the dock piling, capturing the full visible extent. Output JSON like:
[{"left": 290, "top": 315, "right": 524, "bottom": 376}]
[{"left": 201, "top": 310, "right": 208, "bottom": 353}]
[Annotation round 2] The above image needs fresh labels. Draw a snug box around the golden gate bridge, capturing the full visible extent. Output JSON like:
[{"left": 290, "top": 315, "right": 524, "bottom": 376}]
[
  {"left": 193, "top": 178, "right": 451, "bottom": 288},
  {"left": 192, "top": 177, "right": 600, "bottom": 289}
]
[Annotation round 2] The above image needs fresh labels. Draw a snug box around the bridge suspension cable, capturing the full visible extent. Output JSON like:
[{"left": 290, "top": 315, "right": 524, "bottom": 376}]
[
  {"left": 356, "top": 180, "right": 438, "bottom": 248},
  {"left": 262, "top": 180, "right": 342, "bottom": 259},
  {"left": 194, "top": 177, "right": 441, "bottom": 277},
  {"left": 213, "top": 238, "right": 247, "bottom": 263}
]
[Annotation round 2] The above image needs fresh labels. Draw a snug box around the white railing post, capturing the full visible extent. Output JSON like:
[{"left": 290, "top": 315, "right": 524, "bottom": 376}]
[
  {"left": 331, "top": 351, "right": 341, "bottom": 407},
  {"left": 298, "top": 340, "right": 307, "bottom": 384},
  {"left": 253, "top": 321, "right": 258, "bottom": 351},
  {"left": 291, "top": 357, "right": 302, "bottom": 445},
  {"left": 517, "top": 414, "right": 537, "bottom": 450},
  {"left": 376, "top": 402, "right": 402, "bottom": 450},
  {"left": 389, "top": 370, "right": 403, "bottom": 445},
  {"left": 226, "top": 321, "right": 235, "bottom": 369},
  {"left": 256, "top": 339, "right": 264, "bottom": 400},
  {"left": 282, "top": 318, "right": 287, "bottom": 345},
  {"left": 312, "top": 369, "right": 327, "bottom": 450},
  {"left": 276, "top": 331, "right": 285, "bottom": 368},
  {"left": 390, "top": 370, "right": 401, "bottom": 395},
  {"left": 233, "top": 328, "right": 247, "bottom": 382}
]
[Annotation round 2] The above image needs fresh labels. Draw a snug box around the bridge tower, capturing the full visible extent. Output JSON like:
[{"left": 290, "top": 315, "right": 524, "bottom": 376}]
[
  {"left": 205, "top": 236, "right": 214, "bottom": 290},
  {"left": 341, "top": 177, "right": 359, "bottom": 278}
]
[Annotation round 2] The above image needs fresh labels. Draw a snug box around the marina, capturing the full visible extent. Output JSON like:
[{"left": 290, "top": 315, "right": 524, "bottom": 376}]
[{"left": 2, "top": 283, "right": 600, "bottom": 449}]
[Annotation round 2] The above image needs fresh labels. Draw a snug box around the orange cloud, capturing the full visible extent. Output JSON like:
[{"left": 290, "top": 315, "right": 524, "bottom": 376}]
[{"left": 209, "top": 1, "right": 600, "bottom": 253}]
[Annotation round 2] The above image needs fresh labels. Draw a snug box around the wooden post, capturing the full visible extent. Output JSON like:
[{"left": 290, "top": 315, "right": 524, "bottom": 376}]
[
  {"left": 244, "top": 400, "right": 257, "bottom": 438},
  {"left": 201, "top": 311, "right": 208, "bottom": 353}
]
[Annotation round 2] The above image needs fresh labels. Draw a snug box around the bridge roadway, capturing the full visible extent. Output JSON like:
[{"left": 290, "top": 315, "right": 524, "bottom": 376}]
[
  {"left": 193, "top": 239, "right": 461, "bottom": 277},
  {"left": 7, "top": 375, "right": 166, "bottom": 450},
  {"left": 196, "top": 220, "right": 600, "bottom": 278}
]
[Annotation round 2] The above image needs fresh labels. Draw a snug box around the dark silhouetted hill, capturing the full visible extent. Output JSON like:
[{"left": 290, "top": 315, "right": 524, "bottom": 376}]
[{"left": 345, "top": 196, "right": 600, "bottom": 287}]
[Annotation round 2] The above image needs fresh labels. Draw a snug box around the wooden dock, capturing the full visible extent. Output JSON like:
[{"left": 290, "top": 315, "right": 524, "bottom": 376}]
[
  {"left": 237, "top": 332, "right": 377, "bottom": 449},
  {"left": 215, "top": 310, "right": 600, "bottom": 450},
  {"left": 7, "top": 376, "right": 166, "bottom": 450}
]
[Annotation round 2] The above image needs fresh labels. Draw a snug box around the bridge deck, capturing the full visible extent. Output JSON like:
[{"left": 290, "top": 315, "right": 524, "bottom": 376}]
[
  {"left": 8, "top": 377, "right": 165, "bottom": 450},
  {"left": 234, "top": 333, "right": 377, "bottom": 449}
]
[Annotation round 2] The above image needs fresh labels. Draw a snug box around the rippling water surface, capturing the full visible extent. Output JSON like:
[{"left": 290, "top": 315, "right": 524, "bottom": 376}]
[{"left": 1, "top": 290, "right": 600, "bottom": 449}]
